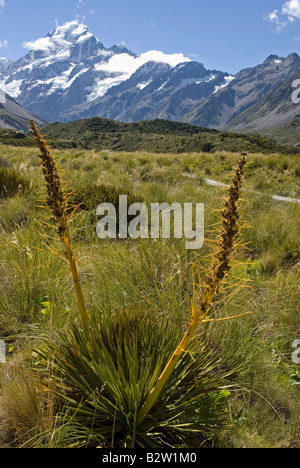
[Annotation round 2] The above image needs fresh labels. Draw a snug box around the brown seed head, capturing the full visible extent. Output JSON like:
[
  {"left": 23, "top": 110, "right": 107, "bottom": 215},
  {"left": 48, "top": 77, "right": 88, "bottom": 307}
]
[
  {"left": 209, "top": 154, "right": 246, "bottom": 289},
  {"left": 30, "top": 120, "right": 67, "bottom": 237}
]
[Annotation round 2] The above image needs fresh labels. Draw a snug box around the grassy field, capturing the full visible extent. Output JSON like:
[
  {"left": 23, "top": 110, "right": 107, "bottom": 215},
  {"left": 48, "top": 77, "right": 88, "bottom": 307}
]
[{"left": 0, "top": 142, "right": 299, "bottom": 448}]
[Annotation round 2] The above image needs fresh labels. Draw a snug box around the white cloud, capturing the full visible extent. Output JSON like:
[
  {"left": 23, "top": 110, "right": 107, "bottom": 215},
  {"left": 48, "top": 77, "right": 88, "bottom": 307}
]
[
  {"left": 23, "top": 37, "right": 54, "bottom": 52},
  {"left": 88, "top": 50, "right": 190, "bottom": 101},
  {"left": 95, "top": 50, "right": 191, "bottom": 76},
  {"left": 23, "top": 35, "right": 70, "bottom": 52},
  {"left": 282, "top": 0, "right": 300, "bottom": 19},
  {"left": 264, "top": 9, "right": 287, "bottom": 31},
  {"left": 268, "top": 9, "right": 280, "bottom": 22},
  {"left": 0, "top": 1, "right": 5, "bottom": 8},
  {"left": 265, "top": 0, "right": 300, "bottom": 31},
  {"left": 22, "top": 20, "right": 88, "bottom": 53},
  {"left": 77, "top": 0, "right": 87, "bottom": 8},
  {"left": 0, "top": 39, "right": 8, "bottom": 49}
]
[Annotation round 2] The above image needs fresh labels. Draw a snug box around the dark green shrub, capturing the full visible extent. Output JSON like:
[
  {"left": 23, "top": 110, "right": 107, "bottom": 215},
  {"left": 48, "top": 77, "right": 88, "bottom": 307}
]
[{"left": 201, "top": 142, "right": 214, "bottom": 153}]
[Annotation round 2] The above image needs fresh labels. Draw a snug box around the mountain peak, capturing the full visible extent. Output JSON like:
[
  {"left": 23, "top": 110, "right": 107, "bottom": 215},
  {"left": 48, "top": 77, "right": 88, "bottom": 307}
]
[
  {"left": 264, "top": 54, "right": 280, "bottom": 61},
  {"left": 264, "top": 53, "right": 300, "bottom": 66},
  {"left": 22, "top": 20, "right": 99, "bottom": 56},
  {"left": 49, "top": 20, "right": 93, "bottom": 42},
  {"left": 109, "top": 43, "right": 135, "bottom": 57},
  {"left": 286, "top": 52, "right": 300, "bottom": 62}
]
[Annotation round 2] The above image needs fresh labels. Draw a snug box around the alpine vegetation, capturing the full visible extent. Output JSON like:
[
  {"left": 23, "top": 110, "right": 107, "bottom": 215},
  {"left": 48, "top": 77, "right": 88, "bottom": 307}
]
[
  {"left": 0, "top": 137, "right": 300, "bottom": 448},
  {"left": 29, "top": 124, "right": 247, "bottom": 448}
]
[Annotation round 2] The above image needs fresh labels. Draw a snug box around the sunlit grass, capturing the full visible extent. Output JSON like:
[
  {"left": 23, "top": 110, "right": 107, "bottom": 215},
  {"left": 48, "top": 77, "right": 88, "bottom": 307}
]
[{"left": 0, "top": 143, "right": 299, "bottom": 448}]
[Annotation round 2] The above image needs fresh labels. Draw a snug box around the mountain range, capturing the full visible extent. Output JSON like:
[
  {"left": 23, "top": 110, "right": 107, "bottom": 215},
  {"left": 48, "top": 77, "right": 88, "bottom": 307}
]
[{"left": 0, "top": 20, "right": 300, "bottom": 143}]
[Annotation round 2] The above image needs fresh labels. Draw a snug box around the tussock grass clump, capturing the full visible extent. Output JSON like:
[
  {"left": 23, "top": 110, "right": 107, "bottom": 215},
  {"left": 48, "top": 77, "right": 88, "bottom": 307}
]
[
  {"left": 0, "top": 196, "right": 30, "bottom": 231},
  {"left": 36, "top": 309, "right": 232, "bottom": 448},
  {"left": 0, "top": 354, "right": 53, "bottom": 448},
  {"left": 71, "top": 182, "right": 142, "bottom": 214},
  {"left": 0, "top": 156, "right": 10, "bottom": 167},
  {"left": 244, "top": 198, "right": 300, "bottom": 271},
  {"left": 0, "top": 166, "right": 29, "bottom": 198}
]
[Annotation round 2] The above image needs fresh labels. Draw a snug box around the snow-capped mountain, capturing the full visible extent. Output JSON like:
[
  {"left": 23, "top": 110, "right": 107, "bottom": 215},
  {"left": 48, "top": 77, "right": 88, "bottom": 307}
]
[
  {"left": 61, "top": 60, "right": 232, "bottom": 123},
  {"left": 0, "top": 21, "right": 134, "bottom": 121},
  {"left": 1, "top": 20, "right": 300, "bottom": 133},
  {"left": 0, "top": 20, "right": 229, "bottom": 123},
  {"left": 184, "top": 53, "right": 300, "bottom": 129}
]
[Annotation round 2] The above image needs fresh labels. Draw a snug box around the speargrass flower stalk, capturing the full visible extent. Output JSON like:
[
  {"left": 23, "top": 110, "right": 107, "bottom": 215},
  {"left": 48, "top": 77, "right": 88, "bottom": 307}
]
[
  {"left": 30, "top": 121, "right": 89, "bottom": 330},
  {"left": 136, "top": 154, "right": 247, "bottom": 427}
]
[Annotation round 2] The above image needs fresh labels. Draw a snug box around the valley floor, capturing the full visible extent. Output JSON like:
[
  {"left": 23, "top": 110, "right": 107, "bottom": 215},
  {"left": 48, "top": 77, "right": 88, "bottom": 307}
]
[{"left": 0, "top": 145, "right": 299, "bottom": 448}]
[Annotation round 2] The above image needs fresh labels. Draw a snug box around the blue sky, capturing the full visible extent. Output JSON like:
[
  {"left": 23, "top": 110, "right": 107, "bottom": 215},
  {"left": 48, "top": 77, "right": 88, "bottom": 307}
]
[{"left": 1, "top": 0, "right": 300, "bottom": 73}]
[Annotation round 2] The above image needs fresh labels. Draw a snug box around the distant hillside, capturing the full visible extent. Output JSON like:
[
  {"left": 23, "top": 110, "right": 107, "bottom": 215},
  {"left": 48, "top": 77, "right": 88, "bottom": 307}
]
[
  {"left": 184, "top": 54, "right": 300, "bottom": 129},
  {"left": 0, "top": 89, "right": 47, "bottom": 132},
  {"left": 265, "top": 115, "right": 300, "bottom": 146},
  {"left": 42, "top": 118, "right": 299, "bottom": 154},
  {"left": 0, "top": 128, "right": 35, "bottom": 146},
  {"left": 0, "top": 117, "right": 298, "bottom": 154},
  {"left": 223, "top": 68, "right": 300, "bottom": 136}
]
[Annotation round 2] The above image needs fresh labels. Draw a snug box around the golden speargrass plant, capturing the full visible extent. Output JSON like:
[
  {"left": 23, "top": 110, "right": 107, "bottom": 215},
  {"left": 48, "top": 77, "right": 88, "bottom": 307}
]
[
  {"left": 135, "top": 154, "right": 247, "bottom": 427},
  {"left": 30, "top": 122, "right": 247, "bottom": 442},
  {"left": 30, "top": 121, "right": 89, "bottom": 329}
]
